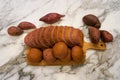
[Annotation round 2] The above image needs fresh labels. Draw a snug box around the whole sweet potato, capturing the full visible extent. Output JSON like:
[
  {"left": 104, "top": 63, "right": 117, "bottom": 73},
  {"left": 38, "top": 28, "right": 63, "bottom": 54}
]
[
  {"left": 39, "top": 13, "right": 65, "bottom": 24},
  {"left": 83, "top": 14, "right": 101, "bottom": 29},
  {"left": 7, "top": 26, "right": 23, "bottom": 36},
  {"left": 18, "top": 21, "right": 36, "bottom": 30},
  {"left": 89, "top": 27, "right": 100, "bottom": 43},
  {"left": 100, "top": 30, "right": 113, "bottom": 42}
]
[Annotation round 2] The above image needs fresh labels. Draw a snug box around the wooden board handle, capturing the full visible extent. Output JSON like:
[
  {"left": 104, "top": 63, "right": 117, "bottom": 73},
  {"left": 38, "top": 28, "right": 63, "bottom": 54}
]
[{"left": 83, "top": 41, "right": 106, "bottom": 52}]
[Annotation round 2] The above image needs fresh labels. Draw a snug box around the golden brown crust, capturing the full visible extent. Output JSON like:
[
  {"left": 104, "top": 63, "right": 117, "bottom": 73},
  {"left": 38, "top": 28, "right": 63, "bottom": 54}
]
[
  {"left": 53, "top": 42, "right": 68, "bottom": 59},
  {"left": 71, "top": 29, "right": 83, "bottom": 47},
  {"left": 31, "top": 29, "right": 40, "bottom": 48},
  {"left": 28, "top": 31, "right": 36, "bottom": 48},
  {"left": 71, "top": 46, "right": 84, "bottom": 63},
  {"left": 56, "top": 26, "right": 60, "bottom": 42},
  {"left": 50, "top": 26, "right": 56, "bottom": 46},
  {"left": 25, "top": 26, "right": 84, "bottom": 48},
  {"left": 37, "top": 27, "right": 45, "bottom": 48},
  {"left": 52, "top": 26, "right": 58, "bottom": 43},
  {"left": 34, "top": 28, "right": 42, "bottom": 48},
  {"left": 60, "top": 48, "right": 71, "bottom": 62},
  {"left": 38, "top": 27, "right": 48, "bottom": 48},
  {"left": 43, "top": 48, "right": 56, "bottom": 63},
  {"left": 27, "top": 48, "right": 42, "bottom": 63},
  {"left": 62, "top": 26, "right": 68, "bottom": 44},
  {"left": 34, "top": 29, "right": 39, "bottom": 46},
  {"left": 43, "top": 27, "right": 51, "bottom": 47},
  {"left": 45, "top": 26, "right": 53, "bottom": 46},
  {"left": 64, "top": 26, "right": 73, "bottom": 47},
  {"left": 57, "top": 26, "right": 64, "bottom": 42},
  {"left": 24, "top": 32, "right": 33, "bottom": 47},
  {"left": 52, "top": 26, "right": 56, "bottom": 44},
  {"left": 47, "top": 26, "right": 54, "bottom": 47},
  {"left": 25, "top": 26, "right": 86, "bottom": 66},
  {"left": 26, "top": 47, "right": 85, "bottom": 66}
]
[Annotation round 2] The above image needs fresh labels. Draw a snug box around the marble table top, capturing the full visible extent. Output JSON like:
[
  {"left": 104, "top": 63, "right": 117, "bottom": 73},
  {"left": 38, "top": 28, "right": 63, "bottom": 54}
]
[{"left": 0, "top": 0, "right": 120, "bottom": 80}]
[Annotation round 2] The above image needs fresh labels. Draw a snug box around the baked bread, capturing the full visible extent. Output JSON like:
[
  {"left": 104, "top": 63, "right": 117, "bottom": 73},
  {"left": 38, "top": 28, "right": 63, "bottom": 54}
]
[{"left": 24, "top": 26, "right": 84, "bottom": 49}]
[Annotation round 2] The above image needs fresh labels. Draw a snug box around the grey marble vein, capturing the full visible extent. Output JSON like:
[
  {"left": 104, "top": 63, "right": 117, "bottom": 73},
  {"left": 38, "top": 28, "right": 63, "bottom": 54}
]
[{"left": 0, "top": 0, "right": 120, "bottom": 80}]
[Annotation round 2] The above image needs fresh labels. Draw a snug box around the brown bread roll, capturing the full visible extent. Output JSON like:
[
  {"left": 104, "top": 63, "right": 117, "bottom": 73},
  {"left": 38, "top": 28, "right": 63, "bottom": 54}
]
[
  {"left": 71, "top": 46, "right": 84, "bottom": 63},
  {"left": 43, "top": 48, "right": 56, "bottom": 63},
  {"left": 60, "top": 48, "right": 71, "bottom": 62},
  {"left": 28, "top": 48, "right": 42, "bottom": 63},
  {"left": 53, "top": 42, "right": 68, "bottom": 59}
]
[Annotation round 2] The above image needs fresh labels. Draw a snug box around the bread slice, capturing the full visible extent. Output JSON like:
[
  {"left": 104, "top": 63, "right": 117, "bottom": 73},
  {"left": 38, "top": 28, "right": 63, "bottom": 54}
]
[
  {"left": 31, "top": 29, "right": 40, "bottom": 48},
  {"left": 64, "top": 26, "right": 73, "bottom": 47},
  {"left": 34, "top": 28, "right": 43, "bottom": 48},
  {"left": 24, "top": 32, "right": 33, "bottom": 47},
  {"left": 50, "top": 26, "right": 56, "bottom": 46},
  {"left": 57, "top": 26, "right": 64, "bottom": 42},
  {"left": 38, "top": 27, "right": 48, "bottom": 49},
  {"left": 52, "top": 26, "right": 58, "bottom": 43},
  {"left": 28, "top": 30, "right": 37, "bottom": 48},
  {"left": 71, "top": 29, "right": 83, "bottom": 47},
  {"left": 43, "top": 27, "right": 52, "bottom": 47}
]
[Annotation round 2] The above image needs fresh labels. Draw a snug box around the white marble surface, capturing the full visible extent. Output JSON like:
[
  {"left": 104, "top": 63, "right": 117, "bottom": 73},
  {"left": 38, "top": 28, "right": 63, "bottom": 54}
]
[{"left": 0, "top": 0, "right": 120, "bottom": 80}]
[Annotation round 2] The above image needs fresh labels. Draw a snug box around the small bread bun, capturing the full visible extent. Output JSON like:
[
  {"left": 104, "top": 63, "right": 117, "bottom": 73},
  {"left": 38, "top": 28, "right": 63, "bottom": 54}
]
[
  {"left": 60, "top": 48, "right": 71, "bottom": 62},
  {"left": 43, "top": 48, "right": 56, "bottom": 63},
  {"left": 53, "top": 42, "right": 68, "bottom": 59},
  {"left": 71, "top": 46, "right": 83, "bottom": 63},
  {"left": 28, "top": 48, "right": 42, "bottom": 63}
]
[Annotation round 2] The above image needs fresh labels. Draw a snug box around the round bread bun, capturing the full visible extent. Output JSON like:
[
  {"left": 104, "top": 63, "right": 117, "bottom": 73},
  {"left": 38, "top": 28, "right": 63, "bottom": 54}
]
[
  {"left": 53, "top": 42, "right": 68, "bottom": 59},
  {"left": 60, "top": 48, "right": 71, "bottom": 62},
  {"left": 71, "top": 46, "right": 83, "bottom": 63},
  {"left": 28, "top": 48, "right": 42, "bottom": 63},
  {"left": 43, "top": 48, "right": 56, "bottom": 63}
]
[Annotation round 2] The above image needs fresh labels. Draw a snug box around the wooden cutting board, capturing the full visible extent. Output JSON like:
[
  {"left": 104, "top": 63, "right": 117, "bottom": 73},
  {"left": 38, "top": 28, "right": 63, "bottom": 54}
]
[{"left": 26, "top": 41, "right": 106, "bottom": 66}]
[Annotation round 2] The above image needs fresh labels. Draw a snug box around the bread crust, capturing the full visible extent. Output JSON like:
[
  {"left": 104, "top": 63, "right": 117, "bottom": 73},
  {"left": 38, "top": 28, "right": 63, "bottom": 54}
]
[{"left": 25, "top": 26, "right": 84, "bottom": 48}]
